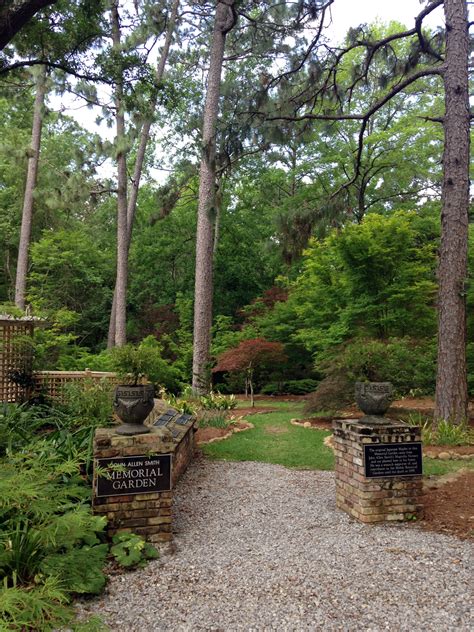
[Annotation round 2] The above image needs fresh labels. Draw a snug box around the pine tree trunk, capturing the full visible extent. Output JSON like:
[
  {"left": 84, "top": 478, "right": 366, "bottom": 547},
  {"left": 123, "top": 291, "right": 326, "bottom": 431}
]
[
  {"left": 213, "top": 176, "right": 223, "bottom": 258},
  {"left": 111, "top": 1, "right": 128, "bottom": 347},
  {"left": 192, "top": 0, "right": 236, "bottom": 394},
  {"left": 434, "top": 0, "right": 470, "bottom": 423},
  {"left": 249, "top": 368, "right": 254, "bottom": 408},
  {"left": 14, "top": 65, "right": 47, "bottom": 310},
  {"left": 107, "top": 0, "right": 180, "bottom": 347}
]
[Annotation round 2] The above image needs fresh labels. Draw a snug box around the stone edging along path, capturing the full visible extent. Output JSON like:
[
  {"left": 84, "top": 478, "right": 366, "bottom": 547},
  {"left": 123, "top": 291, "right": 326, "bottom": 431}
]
[{"left": 195, "top": 419, "right": 254, "bottom": 445}]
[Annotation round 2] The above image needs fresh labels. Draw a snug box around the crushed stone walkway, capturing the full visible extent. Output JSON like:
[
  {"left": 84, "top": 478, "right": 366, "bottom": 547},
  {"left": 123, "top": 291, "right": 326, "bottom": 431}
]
[{"left": 77, "top": 459, "right": 473, "bottom": 631}]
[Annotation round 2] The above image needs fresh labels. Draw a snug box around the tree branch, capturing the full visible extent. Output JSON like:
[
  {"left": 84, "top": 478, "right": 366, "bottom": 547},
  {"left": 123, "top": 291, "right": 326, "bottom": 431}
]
[
  {"left": 0, "top": 0, "right": 57, "bottom": 50},
  {"left": 0, "top": 58, "right": 113, "bottom": 83}
]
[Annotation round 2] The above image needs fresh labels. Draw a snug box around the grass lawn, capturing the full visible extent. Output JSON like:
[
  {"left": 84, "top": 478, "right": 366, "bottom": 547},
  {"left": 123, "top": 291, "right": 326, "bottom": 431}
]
[
  {"left": 203, "top": 401, "right": 334, "bottom": 470},
  {"left": 202, "top": 400, "right": 474, "bottom": 476}
]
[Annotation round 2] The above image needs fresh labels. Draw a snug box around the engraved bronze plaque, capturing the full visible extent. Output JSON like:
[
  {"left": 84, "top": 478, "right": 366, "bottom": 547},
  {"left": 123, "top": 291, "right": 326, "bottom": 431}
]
[
  {"left": 364, "top": 443, "right": 422, "bottom": 478},
  {"left": 95, "top": 454, "right": 172, "bottom": 497}
]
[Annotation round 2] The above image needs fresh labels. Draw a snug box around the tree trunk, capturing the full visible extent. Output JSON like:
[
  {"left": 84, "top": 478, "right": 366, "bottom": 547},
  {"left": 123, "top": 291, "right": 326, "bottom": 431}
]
[
  {"left": 14, "top": 65, "right": 47, "bottom": 310},
  {"left": 111, "top": 1, "right": 128, "bottom": 347},
  {"left": 249, "top": 368, "right": 254, "bottom": 408},
  {"left": 213, "top": 176, "right": 223, "bottom": 258},
  {"left": 434, "top": 0, "right": 470, "bottom": 423},
  {"left": 107, "top": 0, "right": 180, "bottom": 347},
  {"left": 192, "top": 0, "right": 236, "bottom": 394}
]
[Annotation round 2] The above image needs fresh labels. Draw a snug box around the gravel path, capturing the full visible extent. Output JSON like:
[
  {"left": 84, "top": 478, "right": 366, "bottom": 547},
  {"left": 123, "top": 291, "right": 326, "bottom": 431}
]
[{"left": 78, "top": 459, "right": 473, "bottom": 631}]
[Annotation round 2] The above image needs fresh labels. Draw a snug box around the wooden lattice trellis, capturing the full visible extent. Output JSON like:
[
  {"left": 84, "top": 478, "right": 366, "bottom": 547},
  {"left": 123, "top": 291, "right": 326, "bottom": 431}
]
[
  {"left": 0, "top": 319, "right": 35, "bottom": 403},
  {"left": 33, "top": 370, "right": 120, "bottom": 402}
]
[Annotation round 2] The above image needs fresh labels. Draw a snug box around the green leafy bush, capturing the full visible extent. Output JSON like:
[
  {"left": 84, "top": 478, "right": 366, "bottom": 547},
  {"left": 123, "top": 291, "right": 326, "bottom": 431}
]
[
  {"left": 159, "top": 388, "right": 198, "bottom": 415},
  {"left": 110, "top": 533, "right": 159, "bottom": 569},
  {"left": 60, "top": 379, "right": 114, "bottom": 426},
  {"left": 260, "top": 379, "right": 318, "bottom": 395},
  {"left": 110, "top": 337, "right": 179, "bottom": 390},
  {"left": 0, "top": 576, "right": 73, "bottom": 631},
  {"left": 0, "top": 403, "right": 48, "bottom": 455},
  {"left": 404, "top": 414, "right": 472, "bottom": 446},
  {"left": 319, "top": 337, "right": 436, "bottom": 397},
  {"left": 303, "top": 371, "right": 354, "bottom": 414},
  {"left": 0, "top": 442, "right": 108, "bottom": 629}
]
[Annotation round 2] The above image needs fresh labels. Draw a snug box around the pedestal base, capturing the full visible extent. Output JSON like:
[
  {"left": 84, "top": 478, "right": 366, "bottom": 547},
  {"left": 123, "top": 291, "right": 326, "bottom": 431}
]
[
  {"left": 332, "top": 418, "right": 424, "bottom": 523},
  {"left": 115, "top": 422, "right": 150, "bottom": 435}
]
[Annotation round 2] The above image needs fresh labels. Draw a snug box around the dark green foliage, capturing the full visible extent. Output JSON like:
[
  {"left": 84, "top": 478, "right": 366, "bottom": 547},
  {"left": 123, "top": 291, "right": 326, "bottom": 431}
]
[
  {"left": 260, "top": 379, "right": 318, "bottom": 395},
  {"left": 0, "top": 448, "right": 108, "bottom": 604},
  {"left": 323, "top": 337, "right": 437, "bottom": 397},
  {"left": 0, "top": 403, "right": 49, "bottom": 455},
  {"left": 28, "top": 229, "right": 114, "bottom": 352},
  {"left": 0, "top": 379, "right": 114, "bottom": 468},
  {"left": 110, "top": 336, "right": 180, "bottom": 390},
  {"left": 293, "top": 210, "right": 438, "bottom": 353},
  {"left": 303, "top": 371, "right": 355, "bottom": 414},
  {"left": 60, "top": 379, "right": 114, "bottom": 427},
  {"left": 40, "top": 544, "right": 108, "bottom": 594}
]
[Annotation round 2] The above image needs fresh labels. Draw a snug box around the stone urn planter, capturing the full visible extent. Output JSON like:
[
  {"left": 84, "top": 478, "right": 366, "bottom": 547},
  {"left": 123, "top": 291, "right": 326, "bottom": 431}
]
[
  {"left": 355, "top": 381, "right": 393, "bottom": 417},
  {"left": 113, "top": 383, "right": 154, "bottom": 435}
]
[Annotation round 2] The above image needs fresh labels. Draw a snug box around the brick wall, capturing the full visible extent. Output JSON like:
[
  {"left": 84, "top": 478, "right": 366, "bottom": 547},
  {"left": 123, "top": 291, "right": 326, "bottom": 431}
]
[
  {"left": 93, "top": 418, "right": 195, "bottom": 543},
  {"left": 332, "top": 419, "right": 424, "bottom": 523}
]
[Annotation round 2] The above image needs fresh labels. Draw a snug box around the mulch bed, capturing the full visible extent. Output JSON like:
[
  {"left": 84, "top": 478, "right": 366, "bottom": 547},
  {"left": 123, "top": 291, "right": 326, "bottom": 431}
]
[{"left": 418, "top": 470, "right": 474, "bottom": 540}]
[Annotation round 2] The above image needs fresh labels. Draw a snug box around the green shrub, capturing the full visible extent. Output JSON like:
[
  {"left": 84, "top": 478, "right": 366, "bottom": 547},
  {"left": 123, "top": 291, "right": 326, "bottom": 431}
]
[
  {"left": 0, "top": 403, "right": 48, "bottom": 455},
  {"left": 159, "top": 388, "right": 198, "bottom": 415},
  {"left": 261, "top": 379, "right": 318, "bottom": 395},
  {"left": 0, "top": 442, "right": 109, "bottom": 629},
  {"left": 60, "top": 379, "right": 114, "bottom": 427},
  {"left": 110, "top": 533, "right": 159, "bottom": 569},
  {"left": 467, "top": 342, "right": 474, "bottom": 396},
  {"left": 110, "top": 336, "right": 179, "bottom": 390},
  {"left": 319, "top": 337, "right": 436, "bottom": 397},
  {"left": 304, "top": 371, "right": 354, "bottom": 414},
  {"left": 404, "top": 414, "right": 472, "bottom": 446}
]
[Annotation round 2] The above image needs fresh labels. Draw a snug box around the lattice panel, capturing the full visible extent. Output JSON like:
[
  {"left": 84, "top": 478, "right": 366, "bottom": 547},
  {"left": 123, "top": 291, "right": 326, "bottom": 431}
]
[
  {"left": 0, "top": 321, "right": 34, "bottom": 403},
  {"left": 33, "top": 371, "right": 120, "bottom": 402}
]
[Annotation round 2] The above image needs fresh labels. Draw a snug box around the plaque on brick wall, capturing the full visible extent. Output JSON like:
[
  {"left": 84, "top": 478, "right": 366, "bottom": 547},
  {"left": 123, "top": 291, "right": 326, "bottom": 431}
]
[
  {"left": 95, "top": 454, "right": 172, "bottom": 497},
  {"left": 364, "top": 443, "right": 422, "bottom": 478}
]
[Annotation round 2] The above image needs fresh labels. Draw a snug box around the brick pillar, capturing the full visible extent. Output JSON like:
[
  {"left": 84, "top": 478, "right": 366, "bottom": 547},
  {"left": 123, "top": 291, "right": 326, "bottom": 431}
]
[
  {"left": 332, "top": 419, "right": 424, "bottom": 523},
  {"left": 93, "top": 427, "right": 175, "bottom": 543}
]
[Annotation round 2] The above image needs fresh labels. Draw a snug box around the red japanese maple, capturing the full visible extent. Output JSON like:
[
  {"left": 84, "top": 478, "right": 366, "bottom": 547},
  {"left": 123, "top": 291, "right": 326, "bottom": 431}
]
[{"left": 213, "top": 338, "right": 286, "bottom": 406}]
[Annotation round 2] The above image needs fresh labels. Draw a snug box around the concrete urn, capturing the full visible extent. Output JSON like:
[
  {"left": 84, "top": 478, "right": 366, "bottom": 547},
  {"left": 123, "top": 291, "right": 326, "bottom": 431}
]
[
  {"left": 354, "top": 382, "right": 393, "bottom": 416},
  {"left": 113, "top": 384, "right": 154, "bottom": 435}
]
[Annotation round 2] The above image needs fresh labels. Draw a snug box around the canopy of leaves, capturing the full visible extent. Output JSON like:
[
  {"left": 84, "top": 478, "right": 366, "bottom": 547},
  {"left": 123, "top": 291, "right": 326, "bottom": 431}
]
[{"left": 213, "top": 338, "right": 287, "bottom": 373}]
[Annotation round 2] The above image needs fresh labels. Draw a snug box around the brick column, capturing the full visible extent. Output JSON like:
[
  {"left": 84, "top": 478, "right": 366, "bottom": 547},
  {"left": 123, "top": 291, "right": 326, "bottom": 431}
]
[
  {"left": 93, "top": 427, "right": 175, "bottom": 543},
  {"left": 332, "top": 419, "right": 424, "bottom": 523}
]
